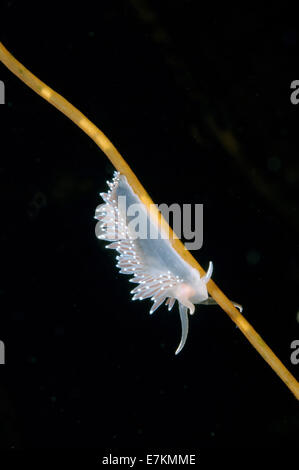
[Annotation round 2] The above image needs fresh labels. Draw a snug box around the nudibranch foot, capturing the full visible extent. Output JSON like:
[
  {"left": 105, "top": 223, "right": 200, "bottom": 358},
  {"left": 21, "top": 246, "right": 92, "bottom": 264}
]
[{"left": 201, "top": 297, "right": 243, "bottom": 313}]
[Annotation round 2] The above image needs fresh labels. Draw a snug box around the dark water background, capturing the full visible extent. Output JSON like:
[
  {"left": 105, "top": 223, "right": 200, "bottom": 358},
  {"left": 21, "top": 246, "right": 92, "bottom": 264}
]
[{"left": 0, "top": 0, "right": 298, "bottom": 452}]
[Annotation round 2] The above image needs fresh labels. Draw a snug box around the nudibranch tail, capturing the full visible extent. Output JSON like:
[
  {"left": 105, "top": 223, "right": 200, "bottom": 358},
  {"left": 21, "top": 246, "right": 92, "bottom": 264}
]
[{"left": 95, "top": 172, "right": 213, "bottom": 354}]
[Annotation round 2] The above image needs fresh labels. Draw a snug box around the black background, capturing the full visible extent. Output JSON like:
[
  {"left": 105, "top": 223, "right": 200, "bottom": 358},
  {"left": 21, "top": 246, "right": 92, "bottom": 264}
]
[{"left": 0, "top": 0, "right": 298, "bottom": 453}]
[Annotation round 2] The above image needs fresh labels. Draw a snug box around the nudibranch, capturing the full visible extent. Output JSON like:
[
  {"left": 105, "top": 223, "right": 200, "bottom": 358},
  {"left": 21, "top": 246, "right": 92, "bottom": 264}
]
[{"left": 95, "top": 171, "right": 218, "bottom": 354}]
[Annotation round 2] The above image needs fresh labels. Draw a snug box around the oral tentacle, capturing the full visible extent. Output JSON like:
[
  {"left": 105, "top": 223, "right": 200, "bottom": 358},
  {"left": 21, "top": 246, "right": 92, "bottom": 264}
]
[{"left": 175, "top": 303, "right": 189, "bottom": 355}]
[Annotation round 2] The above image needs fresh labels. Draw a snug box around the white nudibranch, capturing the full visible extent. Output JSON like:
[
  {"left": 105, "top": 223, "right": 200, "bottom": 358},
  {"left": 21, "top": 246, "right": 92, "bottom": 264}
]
[{"left": 94, "top": 172, "right": 237, "bottom": 354}]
